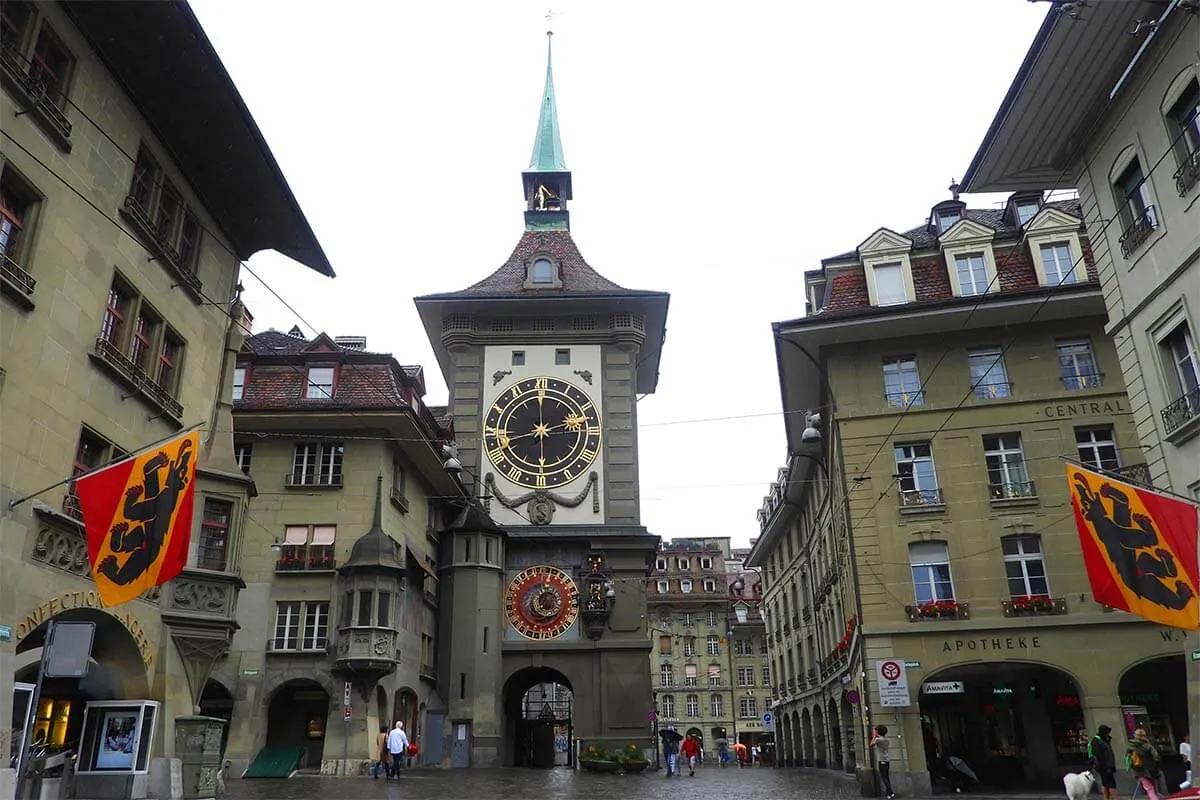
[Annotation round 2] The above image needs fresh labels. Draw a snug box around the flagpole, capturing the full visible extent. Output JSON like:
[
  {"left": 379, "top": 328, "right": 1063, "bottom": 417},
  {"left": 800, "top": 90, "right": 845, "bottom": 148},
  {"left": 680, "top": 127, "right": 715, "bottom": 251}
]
[
  {"left": 1058, "top": 456, "right": 1200, "bottom": 507},
  {"left": 6, "top": 421, "right": 207, "bottom": 511}
]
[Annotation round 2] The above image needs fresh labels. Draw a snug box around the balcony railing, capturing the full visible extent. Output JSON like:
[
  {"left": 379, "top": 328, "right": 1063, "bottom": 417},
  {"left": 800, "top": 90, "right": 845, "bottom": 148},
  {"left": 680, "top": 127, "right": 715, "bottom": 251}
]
[
  {"left": 1002, "top": 596, "right": 1068, "bottom": 617},
  {"left": 1174, "top": 147, "right": 1200, "bottom": 197},
  {"left": 1162, "top": 385, "right": 1200, "bottom": 438},
  {"left": 0, "top": 252, "right": 36, "bottom": 301},
  {"left": 285, "top": 471, "right": 344, "bottom": 489},
  {"left": 885, "top": 390, "right": 925, "bottom": 408},
  {"left": 118, "top": 196, "right": 203, "bottom": 299},
  {"left": 1061, "top": 372, "right": 1103, "bottom": 391},
  {"left": 989, "top": 480, "right": 1037, "bottom": 502},
  {"left": 905, "top": 600, "right": 970, "bottom": 622},
  {"left": 1111, "top": 463, "right": 1153, "bottom": 489},
  {"left": 62, "top": 492, "right": 83, "bottom": 521},
  {"left": 972, "top": 382, "right": 1013, "bottom": 400},
  {"left": 275, "top": 544, "right": 336, "bottom": 572},
  {"left": 0, "top": 40, "right": 72, "bottom": 150},
  {"left": 898, "top": 487, "right": 945, "bottom": 510},
  {"left": 91, "top": 337, "right": 184, "bottom": 420},
  {"left": 1119, "top": 205, "right": 1157, "bottom": 258}
]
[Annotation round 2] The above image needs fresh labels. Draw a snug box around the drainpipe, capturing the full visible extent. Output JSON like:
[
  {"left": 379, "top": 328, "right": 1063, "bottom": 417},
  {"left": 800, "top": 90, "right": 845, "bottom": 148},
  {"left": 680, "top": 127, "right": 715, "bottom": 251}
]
[
  {"left": 1109, "top": 0, "right": 1180, "bottom": 101},
  {"left": 779, "top": 337, "right": 878, "bottom": 795}
]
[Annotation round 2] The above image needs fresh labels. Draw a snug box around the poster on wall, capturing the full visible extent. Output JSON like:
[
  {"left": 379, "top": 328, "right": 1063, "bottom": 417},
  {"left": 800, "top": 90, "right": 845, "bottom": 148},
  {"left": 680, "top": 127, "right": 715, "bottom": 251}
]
[{"left": 95, "top": 711, "right": 139, "bottom": 769}]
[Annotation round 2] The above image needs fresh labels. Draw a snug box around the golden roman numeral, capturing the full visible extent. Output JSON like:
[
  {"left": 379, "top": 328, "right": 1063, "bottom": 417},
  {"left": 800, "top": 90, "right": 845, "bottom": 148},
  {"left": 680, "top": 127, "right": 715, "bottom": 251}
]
[
  {"left": 563, "top": 469, "right": 574, "bottom": 481},
  {"left": 492, "top": 404, "right": 503, "bottom": 413},
  {"left": 580, "top": 401, "right": 594, "bottom": 412},
  {"left": 487, "top": 447, "right": 504, "bottom": 463},
  {"left": 581, "top": 448, "right": 597, "bottom": 461},
  {"left": 587, "top": 426, "right": 601, "bottom": 436},
  {"left": 534, "top": 377, "right": 548, "bottom": 390},
  {"left": 535, "top": 474, "right": 547, "bottom": 488},
  {"left": 506, "top": 466, "right": 523, "bottom": 482}
]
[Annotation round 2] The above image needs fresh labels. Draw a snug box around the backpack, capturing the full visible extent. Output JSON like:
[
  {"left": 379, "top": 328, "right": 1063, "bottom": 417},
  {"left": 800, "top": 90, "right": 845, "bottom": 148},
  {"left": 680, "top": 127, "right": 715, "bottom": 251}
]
[{"left": 1127, "top": 749, "right": 1143, "bottom": 771}]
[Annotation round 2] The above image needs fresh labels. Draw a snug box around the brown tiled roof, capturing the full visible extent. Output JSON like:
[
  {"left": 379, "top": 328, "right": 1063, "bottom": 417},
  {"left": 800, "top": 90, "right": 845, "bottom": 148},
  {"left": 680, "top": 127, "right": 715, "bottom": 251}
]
[
  {"left": 431, "top": 230, "right": 650, "bottom": 297},
  {"left": 238, "top": 331, "right": 429, "bottom": 412},
  {"left": 823, "top": 199, "right": 1082, "bottom": 262}
]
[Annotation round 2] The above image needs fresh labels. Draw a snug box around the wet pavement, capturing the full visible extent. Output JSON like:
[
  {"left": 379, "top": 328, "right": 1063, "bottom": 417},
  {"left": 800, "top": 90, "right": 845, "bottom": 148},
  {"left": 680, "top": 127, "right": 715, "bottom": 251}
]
[{"left": 226, "top": 765, "right": 865, "bottom": 800}]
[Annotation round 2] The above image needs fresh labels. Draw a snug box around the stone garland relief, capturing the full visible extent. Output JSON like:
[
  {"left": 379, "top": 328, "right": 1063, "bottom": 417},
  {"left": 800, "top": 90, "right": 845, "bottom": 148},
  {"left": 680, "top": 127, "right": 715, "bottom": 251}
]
[
  {"left": 484, "top": 471, "right": 601, "bottom": 524},
  {"left": 170, "top": 578, "right": 232, "bottom": 616},
  {"left": 32, "top": 526, "right": 161, "bottom": 602}
]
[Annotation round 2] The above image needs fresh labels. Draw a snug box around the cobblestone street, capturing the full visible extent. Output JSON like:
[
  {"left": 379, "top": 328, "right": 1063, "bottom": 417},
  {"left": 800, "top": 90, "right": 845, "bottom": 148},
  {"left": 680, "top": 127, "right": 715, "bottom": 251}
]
[{"left": 226, "top": 766, "right": 870, "bottom": 800}]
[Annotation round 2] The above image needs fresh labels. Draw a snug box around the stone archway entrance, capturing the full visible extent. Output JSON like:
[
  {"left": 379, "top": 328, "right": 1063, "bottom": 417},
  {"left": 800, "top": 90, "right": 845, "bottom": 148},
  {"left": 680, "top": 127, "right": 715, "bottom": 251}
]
[
  {"left": 14, "top": 608, "right": 150, "bottom": 757},
  {"left": 393, "top": 687, "right": 418, "bottom": 733},
  {"left": 502, "top": 666, "right": 572, "bottom": 768},
  {"left": 266, "top": 680, "right": 329, "bottom": 771},
  {"left": 919, "top": 661, "right": 1085, "bottom": 791},
  {"left": 1119, "top": 655, "right": 1187, "bottom": 789}
]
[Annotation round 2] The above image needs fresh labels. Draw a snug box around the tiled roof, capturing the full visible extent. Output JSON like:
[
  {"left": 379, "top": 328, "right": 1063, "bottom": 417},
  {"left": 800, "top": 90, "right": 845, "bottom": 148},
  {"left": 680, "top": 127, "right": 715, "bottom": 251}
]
[
  {"left": 236, "top": 363, "right": 407, "bottom": 411},
  {"left": 823, "top": 199, "right": 1082, "bottom": 262},
  {"left": 431, "top": 230, "right": 649, "bottom": 297}
]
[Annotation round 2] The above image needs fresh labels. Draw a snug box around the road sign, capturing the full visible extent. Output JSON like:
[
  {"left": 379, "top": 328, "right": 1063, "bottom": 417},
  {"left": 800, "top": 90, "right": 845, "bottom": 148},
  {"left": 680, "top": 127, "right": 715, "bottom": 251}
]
[
  {"left": 904, "top": 660, "right": 921, "bottom": 668},
  {"left": 922, "top": 680, "right": 965, "bottom": 695},
  {"left": 647, "top": 710, "right": 657, "bottom": 721},
  {"left": 762, "top": 712, "right": 773, "bottom": 727},
  {"left": 1192, "top": 649, "right": 1200, "bottom": 662},
  {"left": 45, "top": 621, "right": 95, "bottom": 678},
  {"left": 344, "top": 706, "right": 352, "bottom": 722},
  {"left": 344, "top": 681, "right": 352, "bottom": 707},
  {"left": 875, "top": 659, "right": 912, "bottom": 707},
  {"left": 0, "top": 624, "right": 12, "bottom": 643}
]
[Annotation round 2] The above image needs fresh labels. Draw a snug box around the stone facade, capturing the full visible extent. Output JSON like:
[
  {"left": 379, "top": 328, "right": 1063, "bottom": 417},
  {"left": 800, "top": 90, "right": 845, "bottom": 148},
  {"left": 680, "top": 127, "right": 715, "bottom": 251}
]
[
  {"left": 0, "top": 4, "right": 329, "bottom": 798},
  {"left": 760, "top": 193, "right": 1189, "bottom": 794},
  {"left": 222, "top": 331, "right": 459, "bottom": 775}
]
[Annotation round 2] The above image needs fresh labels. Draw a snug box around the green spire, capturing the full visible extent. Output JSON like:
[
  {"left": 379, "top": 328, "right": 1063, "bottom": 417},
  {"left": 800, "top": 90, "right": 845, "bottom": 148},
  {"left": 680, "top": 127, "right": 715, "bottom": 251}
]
[{"left": 529, "top": 32, "right": 567, "bottom": 172}]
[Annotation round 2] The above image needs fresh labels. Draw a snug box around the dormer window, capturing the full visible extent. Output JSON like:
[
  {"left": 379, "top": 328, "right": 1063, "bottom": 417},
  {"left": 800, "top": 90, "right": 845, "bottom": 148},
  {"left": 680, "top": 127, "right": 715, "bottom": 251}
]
[
  {"left": 1016, "top": 200, "right": 1040, "bottom": 225},
  {"left": 936, "top": 209, "right": 961, "bottom": 233},
  {"left": 531, "top": 258, "right": 554, "bottom": 284},
  {"left": 524, "top": 255, "right": 562, "bottom": 289}
]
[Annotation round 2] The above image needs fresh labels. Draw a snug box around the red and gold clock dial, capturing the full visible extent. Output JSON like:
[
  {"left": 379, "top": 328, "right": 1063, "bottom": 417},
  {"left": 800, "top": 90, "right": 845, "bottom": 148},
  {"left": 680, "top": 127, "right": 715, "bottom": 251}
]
[{"left": 504, "top": 565, "right": 580, "bottom": 640}]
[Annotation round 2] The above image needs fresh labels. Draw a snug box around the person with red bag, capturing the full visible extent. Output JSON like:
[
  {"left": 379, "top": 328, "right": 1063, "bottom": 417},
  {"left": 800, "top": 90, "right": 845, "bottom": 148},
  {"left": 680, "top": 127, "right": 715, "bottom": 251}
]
[{"left": 681, "top": 734, "right": 701, "bottom": 777}]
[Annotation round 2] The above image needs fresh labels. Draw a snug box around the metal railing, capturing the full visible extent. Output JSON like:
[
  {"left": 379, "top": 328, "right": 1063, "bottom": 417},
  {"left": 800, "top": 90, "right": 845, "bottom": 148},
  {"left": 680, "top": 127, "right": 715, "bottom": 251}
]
[
  {"left": 898, "top": 488, "right": 945, "bottom": 508},
  {"left": 885, "top": 390, "right": 925, "bottom": 408},
  {"left": 285, "top": 471, "right": 344, "bottom": 488},
  {"left": 0, "top": 252, "right": 35, "bottom": 295},
  {"left": 1174, "top": 147, "right": 1200, "bottom": 197},
  {"left": 275, "top": 544, "right": 336, "bottom": 571},
  {"left": 989, "top": 480, "right": 1037, "bottom": 501},
  {"left": 1119, "top": 205, "right": 1158, "bottom": 258},
  {"left": 972, "top": 381, "right": 1013, "bottom": 400},
  {"left": 1162, "top": 385, "right": 1200, "bottom": 436},
  {"left": 1060, "top": 372, "right": 1103, "bottom": 390},
  {"left": 1111, "top": 463, "right": 1153, "bottom": 488}
]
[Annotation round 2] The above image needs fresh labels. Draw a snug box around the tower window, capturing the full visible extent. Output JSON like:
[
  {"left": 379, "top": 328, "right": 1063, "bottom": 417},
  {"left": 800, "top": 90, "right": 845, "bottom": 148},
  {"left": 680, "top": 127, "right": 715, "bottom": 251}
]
[
  {"left": 512, "top": 350, "right": 526, "bottom": 366},
  {"left": 531, "top": 258, "right": 555, "bottom": 284},
  {"left": 555, "top": 349, "right": 571, "bottom": 365}
]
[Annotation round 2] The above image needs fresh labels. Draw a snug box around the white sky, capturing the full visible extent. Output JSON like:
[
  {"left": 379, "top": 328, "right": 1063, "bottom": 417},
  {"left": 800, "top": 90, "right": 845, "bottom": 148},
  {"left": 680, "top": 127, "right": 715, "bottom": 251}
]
[{"left": 190, "top": 0, "right": 1048, "bottom": 548}]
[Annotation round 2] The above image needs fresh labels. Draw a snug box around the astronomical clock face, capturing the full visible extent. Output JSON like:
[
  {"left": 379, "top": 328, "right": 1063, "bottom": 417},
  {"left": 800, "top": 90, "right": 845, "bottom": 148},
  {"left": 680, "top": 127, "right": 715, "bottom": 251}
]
[
  {"left": 484, "top": 376, "right": 601, "bottom": 489},
  {"left": 504, "top": 565, "right": 580, "bottom": 640}
]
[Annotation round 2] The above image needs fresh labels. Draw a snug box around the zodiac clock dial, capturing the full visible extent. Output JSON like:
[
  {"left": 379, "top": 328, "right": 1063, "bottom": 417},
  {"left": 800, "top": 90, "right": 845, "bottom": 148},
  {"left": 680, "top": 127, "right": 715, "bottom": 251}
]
[
  {"left": 484, "top": 376, "right": 601, "bottom": 489},
  {"left": 504, "top": 565, "right": 581, "bottom": 640}
]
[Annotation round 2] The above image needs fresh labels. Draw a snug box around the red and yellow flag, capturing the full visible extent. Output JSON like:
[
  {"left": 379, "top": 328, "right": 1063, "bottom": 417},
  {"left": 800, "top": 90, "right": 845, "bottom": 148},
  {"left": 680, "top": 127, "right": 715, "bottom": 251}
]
[
  {"left": 76, "top": 431, "right": 199, "bottom": 608},
  {"left": 1067, "top": 463, "right": 1200, "bottom": 630}
]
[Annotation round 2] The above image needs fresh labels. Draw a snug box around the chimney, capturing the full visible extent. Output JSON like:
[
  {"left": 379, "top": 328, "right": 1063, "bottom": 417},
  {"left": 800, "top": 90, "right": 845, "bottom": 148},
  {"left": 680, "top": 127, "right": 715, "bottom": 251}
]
[
  {"left": 235, "top": 303, "right": 255, "bottom": 337},
  {"left": 334, "top": 335, "right": 367, "bottom": 351}
]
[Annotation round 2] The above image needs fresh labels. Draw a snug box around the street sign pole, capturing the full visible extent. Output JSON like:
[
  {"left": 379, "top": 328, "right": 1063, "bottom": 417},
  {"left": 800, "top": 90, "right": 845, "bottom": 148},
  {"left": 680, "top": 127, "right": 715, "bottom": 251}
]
[
  {"left": 342, "top": 681, "right": 352, "bottom": 777},
  {"left": 16, "top": 620, "right": 53, "bottom": 800}
]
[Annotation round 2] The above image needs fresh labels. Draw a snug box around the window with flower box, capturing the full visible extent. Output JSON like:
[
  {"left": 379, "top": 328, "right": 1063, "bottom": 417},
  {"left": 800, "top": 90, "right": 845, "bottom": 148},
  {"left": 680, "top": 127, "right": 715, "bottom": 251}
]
[
  {"left": 276, "top": 524, "right": 336, "bottom": 571},
  {"left": 909, "top": 541, "right": 954, "bottom": 604},
  {"left": 1003, "top": 535, "right": 1049, "bottom": 597}
]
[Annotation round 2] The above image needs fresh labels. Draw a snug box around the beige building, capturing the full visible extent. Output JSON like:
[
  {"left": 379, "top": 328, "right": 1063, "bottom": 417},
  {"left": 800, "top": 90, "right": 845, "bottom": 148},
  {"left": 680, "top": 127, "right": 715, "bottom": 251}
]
[
  {"left": 763, "top": 191, "right": 1187, "bottom": 794},
  {"left": 225, "top": 329, "right": 462, "bottom": 775},
  {"left": 962, "top": 1, "right": 1200, "bottom": 751},
  {"left": 0, "top": 2, "right": 330, "bottom": 798},
  {"left": 647, "top": 537, "right": 770, "bottom": 759}
]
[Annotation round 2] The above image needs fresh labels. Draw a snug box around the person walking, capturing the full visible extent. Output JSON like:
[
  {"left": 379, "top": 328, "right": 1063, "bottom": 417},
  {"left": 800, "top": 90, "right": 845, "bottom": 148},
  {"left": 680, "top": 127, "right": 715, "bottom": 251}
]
[
  {"left": 1087, "top": 724, "right": 1117, "bottom": 800},
  {"left": 681, "top": 733, "right": 701, "bottom": 777},
  {"left": 373, "top": 725, "right": 389, "bottom": 780},
  {"left": 1127, "top": 728, "right": 1162, "bottom": 800},
  {"left": 871, "top": 725, "right": 896, "bottom": 799},
  {"left": 660, "top": 726, "right": 682, "bottom": 777},
  {"left": 1180, "top": 734, "right": 1192, "bottom": 790},
  {"left": 386, "top": 721, "right": 409, "bottom": 778}
]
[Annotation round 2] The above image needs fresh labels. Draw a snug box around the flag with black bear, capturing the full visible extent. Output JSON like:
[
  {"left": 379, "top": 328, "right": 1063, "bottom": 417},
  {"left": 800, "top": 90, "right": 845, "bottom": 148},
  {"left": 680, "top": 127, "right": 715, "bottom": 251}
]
[
  {"left": 1067, "top": 463, "right": 1199, "bottom": 630},
  {"left": 76, "top": 431, "right": 199, "bottom": 607}
]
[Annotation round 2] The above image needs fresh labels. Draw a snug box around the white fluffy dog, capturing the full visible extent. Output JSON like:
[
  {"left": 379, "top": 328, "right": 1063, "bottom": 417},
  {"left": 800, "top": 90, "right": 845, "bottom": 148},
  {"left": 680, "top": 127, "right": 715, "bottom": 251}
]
[{"left": 1064, "top": 770, "right": 1097, "bottom": 800}]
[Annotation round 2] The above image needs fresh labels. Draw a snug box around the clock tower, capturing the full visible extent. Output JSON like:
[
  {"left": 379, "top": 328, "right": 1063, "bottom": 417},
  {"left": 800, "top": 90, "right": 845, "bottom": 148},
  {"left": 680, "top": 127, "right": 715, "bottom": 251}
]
[{"left": 414, "top": 30, "right": 669, "bottom": 768}]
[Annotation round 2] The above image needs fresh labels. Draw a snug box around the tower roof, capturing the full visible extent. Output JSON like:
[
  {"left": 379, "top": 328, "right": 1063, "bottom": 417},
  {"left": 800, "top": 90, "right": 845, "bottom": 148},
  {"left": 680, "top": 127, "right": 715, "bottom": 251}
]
[
  {"left": 529, "top": 33, "right": 567, "bottom": 173},
  {"left": 341, "top": 477, "right": 406, "bottom": 572}
]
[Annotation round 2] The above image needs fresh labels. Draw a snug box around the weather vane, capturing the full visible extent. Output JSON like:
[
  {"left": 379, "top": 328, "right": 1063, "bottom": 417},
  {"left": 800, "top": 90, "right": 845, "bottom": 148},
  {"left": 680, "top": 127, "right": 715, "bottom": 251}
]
[{"left": 545, "top": 7, "right": 564, "bottom": 37}]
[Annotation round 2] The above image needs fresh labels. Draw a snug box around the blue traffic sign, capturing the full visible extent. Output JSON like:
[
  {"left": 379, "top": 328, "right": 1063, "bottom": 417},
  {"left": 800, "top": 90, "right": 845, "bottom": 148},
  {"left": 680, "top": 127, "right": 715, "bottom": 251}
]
[{"left": 762, "top": 712, "right": 773, "bottom": 726}]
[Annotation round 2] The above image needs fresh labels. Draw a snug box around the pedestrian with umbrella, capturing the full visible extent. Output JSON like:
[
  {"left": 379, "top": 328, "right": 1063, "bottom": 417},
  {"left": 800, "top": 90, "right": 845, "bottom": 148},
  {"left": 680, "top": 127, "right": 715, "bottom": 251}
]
[{"left": 660, "top": 726, "right": 683, "bottom": 778}]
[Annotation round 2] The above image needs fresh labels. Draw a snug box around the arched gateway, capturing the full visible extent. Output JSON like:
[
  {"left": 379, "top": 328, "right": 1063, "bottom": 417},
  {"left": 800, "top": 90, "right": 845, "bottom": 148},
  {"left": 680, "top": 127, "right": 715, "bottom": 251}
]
[{"left": 503, "top": 666, "right": 573, "bottom": 768}]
